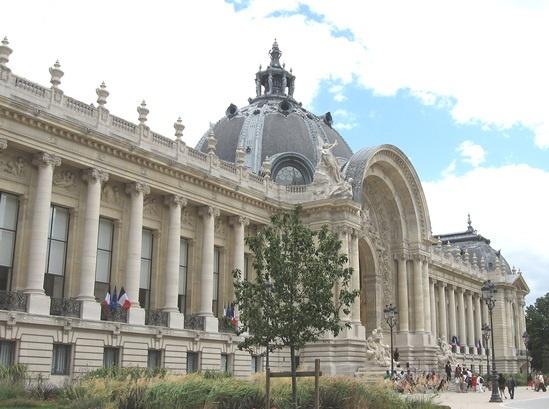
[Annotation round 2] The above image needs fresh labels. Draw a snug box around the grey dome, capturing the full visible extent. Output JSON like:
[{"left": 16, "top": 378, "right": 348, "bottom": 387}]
[{"left": 196, "top": 41, "right": 353, "bottom": 182}]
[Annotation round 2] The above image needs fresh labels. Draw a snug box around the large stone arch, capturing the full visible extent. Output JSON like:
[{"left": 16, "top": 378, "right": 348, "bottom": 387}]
[{"left": 344, "top": 145, "right": 433, "bottom": 333}]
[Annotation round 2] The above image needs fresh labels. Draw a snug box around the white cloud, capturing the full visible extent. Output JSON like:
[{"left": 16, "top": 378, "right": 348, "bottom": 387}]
[
  {"left": 329, "top": 84, "right": 347, "bottom": 102},
  {"left": 457, "top": 140, "right": 486, "bottom": 167},
  {"left": 423, "top": 164, "right": 549, "bottom": 304},
  {"left": 333, "top": 109, "right": 357, "bottom": 130},
  {"left": 442, "top": 159, "right": 456, "bottom": 177}
]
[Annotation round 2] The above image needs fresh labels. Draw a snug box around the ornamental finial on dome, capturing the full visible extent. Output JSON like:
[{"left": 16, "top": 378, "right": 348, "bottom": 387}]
[{"left": 269, "top": 38, "right": 282, "bottom": 68}]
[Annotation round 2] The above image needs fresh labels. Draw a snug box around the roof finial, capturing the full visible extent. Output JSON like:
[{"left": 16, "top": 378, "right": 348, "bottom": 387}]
[
  {"left": 269, "top": 38, "right": 282, "bottom": 68},
  {"left": 49, "top": 60, "right": 64, "bottom": 89},
  {"left": 466, "top": 213, "right": 475, "bottom": 233},
  {"left": 174, "top": 117, "right": 185, "bottom": 140},
  {"left": 0, "top": 37, "right": 13, "bottom": 69},
  {"left": 96, "top": 82, "right": 109, "bottom": 107},
  {"left": 137, "top": 100, "right": 149, "bottom": 125}
]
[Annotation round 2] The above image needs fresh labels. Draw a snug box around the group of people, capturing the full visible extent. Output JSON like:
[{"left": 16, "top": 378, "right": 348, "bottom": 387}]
[
  {"left": 446, "top": 363, "right": 486, "bottom": 393},
  {"left": 528, "top": 372, "right": 547, "bottom": 392},
  {"left": 384, "top": 368, "right": 443, "bottom": 394}
]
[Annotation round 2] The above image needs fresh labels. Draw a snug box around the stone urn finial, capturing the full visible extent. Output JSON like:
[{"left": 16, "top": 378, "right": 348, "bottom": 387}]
[
  {"left": 174, "top": 117, "right": 185, "bottom": 140},
  {"left": 236, "top": 146, "right": 245, "bottom": 166},
  {"left": 262, "top": 156, "right": 272, "bottom": 178},
  {"left": 96, "top": 81, "right": 109, "bottom": 107},
  {"left": 49, "top": 60, "right": 64, "bottom": 89},
  {"left": 0, "top": 37, "right": 13, "bottom": 69},
  {"left": 137, "top": 100, "right": 149, "bottom": 125},
  {"left": 207, "top": 125, "right": 217, "bottom": 154}
]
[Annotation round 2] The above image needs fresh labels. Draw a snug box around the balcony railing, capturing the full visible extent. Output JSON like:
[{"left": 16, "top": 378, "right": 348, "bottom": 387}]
[
  {"left": 0, "top": 290, "right": 28, "bottom": 312},
  {"left": 101, "top": 307, "right": 128, "bottom": 323},
  {"left": 218, "top": 316, "right": 238, "bottom": 334},
  {"left": 50, "top": 298, "right": 81, "bottom": 318},
  {"left": 184, "top": 314, "right": 205, "bottom": 331},
  {"left": 145, "top": 310, "right": 169, "bottom": 327}
]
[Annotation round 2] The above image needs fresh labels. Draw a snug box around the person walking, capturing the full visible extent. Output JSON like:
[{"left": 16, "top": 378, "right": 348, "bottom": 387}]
[
  {"left": 506, "top": 375, "right": 516, "bottom": 399},
  {"left": 445, "top": 361, "right": 452, "bottom": 382},
  {"left": 498, "top": 373, "right": 507, "bottom": 399}
]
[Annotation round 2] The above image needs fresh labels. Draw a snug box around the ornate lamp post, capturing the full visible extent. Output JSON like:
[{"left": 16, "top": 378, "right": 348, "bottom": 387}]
[
  {"left": 522, "top": 331, "right": 529, "bottom": 386},
  {"left": 482, "top": 323, "right": 491, "bottom": 376},
  {"left": 384, "top": 303, "right": 398, "bottom": 377},
  {"left": 481, "top": 280, "right": 502, "bottom": 403}
]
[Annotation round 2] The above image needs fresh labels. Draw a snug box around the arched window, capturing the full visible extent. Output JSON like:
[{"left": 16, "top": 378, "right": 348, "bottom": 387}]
[{"left": 270, "top": 153, "right": 314, "bottom": 186}]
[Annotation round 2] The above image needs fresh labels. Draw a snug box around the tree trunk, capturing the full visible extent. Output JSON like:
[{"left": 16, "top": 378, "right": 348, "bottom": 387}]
[{"left": 290, "top": 344, "right": 297, "bottom": 409}]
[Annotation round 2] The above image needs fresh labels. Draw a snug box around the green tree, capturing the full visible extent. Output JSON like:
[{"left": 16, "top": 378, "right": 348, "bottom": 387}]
[
  {"left": 233, "top": 207, "right": 358, "bottom": 408},
  {"left": 525, "top": 292, "right": 549, "bottom": 371}
]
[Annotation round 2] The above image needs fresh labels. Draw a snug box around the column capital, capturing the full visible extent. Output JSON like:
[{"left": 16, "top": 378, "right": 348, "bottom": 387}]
[
  {"left": 125, "top": 181, "right": 150, "bottom": 196},
  {"left": 32, "top": 152, "right": 61, "bottom": 168},
  {"left": 164, "top": 194, "right": 187, "bottom": 208},
  {"left": 229, "top": 215, "right": 250, "bottom": 227},
  {"left": 198, "top": 205, "right": 220, "bottom": 218},
  {"left": 82, "top": 168, "right": 109, "bottom": 185},
  {"left": 437, "top": 280, "right": 447, "bottom": 288},
  {"left": 0, "top": 138, "right": 7, "bottom": 151}
]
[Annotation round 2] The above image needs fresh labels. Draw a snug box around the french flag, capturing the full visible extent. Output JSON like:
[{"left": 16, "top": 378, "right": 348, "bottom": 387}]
[{"left": 118, "top": 287, "right": 131, "bottom": 310}]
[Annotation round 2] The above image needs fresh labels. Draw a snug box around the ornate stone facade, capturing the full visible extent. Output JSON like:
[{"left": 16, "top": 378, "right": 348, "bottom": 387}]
[{"left": 0, "top": 39, "right": 528, "bottom": 383}]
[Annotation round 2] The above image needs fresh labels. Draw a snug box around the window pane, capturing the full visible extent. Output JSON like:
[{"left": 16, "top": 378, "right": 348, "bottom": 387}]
[
  {"left": 0, "top": 230, "right": 15, "bottom": 267},
  {"left": 52, "top": 344, "right": 71, "bottom": 375},
  {"left": 220, "top": 353, "right": 227, "bottom": 372},
  {"left": 148, "top": 350, "right": 161, "bottom": 369},
  {"left": 179, "top": 266, "right": 187, "bottom": 295},
  {"left": 140, "top": 260, "right": 151, "bottom": 289},
  {"left": 186, "top": 352, "right": 198, "bottom": 373},
  {"left": 214, "top": 248, "right": 220, "bottom": 274},
  {"left": 98, "top": 219, "right": 113, "bottom": 250},
  {"left": 0, "top": 193, "right": 18, "bottom": 230},
  {"left": 141, "top": 230, "right": 153, "bottom": 259},
  {"left": 94, "top": 282, "right": 109, "bottom": 301},
  {"left": 0, "top": 266, "right": 10, "bottom": 291},
  {"left": 47, "top": 240, "right": 66, "bottom": 276},
  {"left": 103, "top": 347, "right": 119, "bottom": 368},
  {"left": 96, "top": 250, "right": 111, "bottom": 283},
  {"left": 0, "top": 340, "right": 15, "bottom": 366},
  {"left": 51, "top": 207, "right": 69, "bottom": 241},
  {"left": 179, "top": 239, "right": 188, "bottom": 267}
]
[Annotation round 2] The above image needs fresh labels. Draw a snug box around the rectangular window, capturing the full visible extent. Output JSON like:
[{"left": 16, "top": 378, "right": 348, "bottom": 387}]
[
  {"left": 139, "top": 229, "right": 153, "bottom": 310},
  {"left": 244, "top": 254, "right": 249, "bottom": 281},
  {"left": 0, "top": 340, "right": 16, "bottom": 366},
  {"left": 95, "top": 218, "right": 114, "bottom": 300},
  {"left": 103, "top": 347, "right": 119, "bottom": 368},
  {"left": 251, "top": 354, "right": 262, "bottom": 373},
  {"left": 147, "top": 350, "right": 162, "bottom": 369},
  {"left": 178, "top": 238, "right": 189, "bottom": 315},
  {"left": 220, "top": 353, "right": 233, "bottom": 374},
  {"left": 212, "top": 247, "right": 220, "bottom": 317},
  {"left": 44, "top": 206, "right": 70, "bottom": 298},
  {"left": 0, "top": 192, "right": 19, "bottom": 291},
  {"left": 186, "top": 351, "right": 199, "bottom": 374},
  {"left": 51, "top": 344, "right": 71, "bottom": 375}
]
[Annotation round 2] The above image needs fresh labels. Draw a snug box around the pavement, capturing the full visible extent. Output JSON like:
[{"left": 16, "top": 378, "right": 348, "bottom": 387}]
[{"left": 429, "top": 387, "right": 549, "bottom": 409}]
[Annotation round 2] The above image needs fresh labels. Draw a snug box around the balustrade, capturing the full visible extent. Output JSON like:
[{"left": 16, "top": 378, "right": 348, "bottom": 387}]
[
  {"left": 50, "top": 298, "right": 82, "bottom": 318},
  {"left": 0, "top": 290, "right": 28, "bottom": 312},
  {"left": 145, "top": 309, "right": 169, "bottom": 327},
  {"left": 184, "top": 314, "right": 205, "bottom": 331}
]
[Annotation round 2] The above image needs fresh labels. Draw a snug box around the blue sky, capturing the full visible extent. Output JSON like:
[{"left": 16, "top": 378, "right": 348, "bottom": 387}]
[{"left": 1, "top": 0, "right": 548, "bottom": 303}]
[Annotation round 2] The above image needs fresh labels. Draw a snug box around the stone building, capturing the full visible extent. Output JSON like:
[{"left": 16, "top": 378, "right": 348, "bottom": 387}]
[{"left": 0, "top": 38, "right": 529, "bottom": 382}]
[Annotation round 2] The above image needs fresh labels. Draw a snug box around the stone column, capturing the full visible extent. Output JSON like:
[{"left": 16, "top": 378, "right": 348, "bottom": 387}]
[
  {"left": 474, "top": 294, "right": 482, "bottom": 353},
  {"left": 448, "top": 285, "right": 457, "bottom": 342},
  {"left": 430, "top": 279, "right": 437, "bottom": 337},
  {"left": 412, "top": 257, "right": 425, "bottom": 332},
  {"left": 423, "top": 259, "right": 431, "bottom": 335},
  {"left": 457, "top": 288, "right": 466, "bottom": 350},
  {"left": 230, "top": 216, "right": 248, "bottom": 281},
  {"left": 124, "top": 182, "right": 149, "bottom": 325},
  {"left": 397, "top": 257, "right": 409, "bottom": 332},
  {"left": 198, "top": 206, "right": 220, "bottom": 332},
  {"left": 162, "top": 195, "right": 187, "bottom": 328},
  {"left": 77, "top": 168, "right": 108, "bottom": 320},
  {"left": 350, "top": 230, "right": 362, "bottom": 326},
  {"left": 437, "top": 282, "right": 447, "bottom": 340},
  {"left": 466, "top": 291, "right": 475, "bottom": 348},
  {"left": 24, "top": 152, "right": 61, "bottom": 314},
  {"left": 339, "top": 228, "right": 351, "bottom": 323}
]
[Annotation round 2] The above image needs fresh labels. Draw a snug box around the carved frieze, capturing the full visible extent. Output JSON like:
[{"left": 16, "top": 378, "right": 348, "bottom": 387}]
[
  {"left": 0, "top": 154, "right": 27, "bottom": 179},
  {"left": 101, "top": 182, "right": 124, "bottom": 207},
  {"left": 53, "top": 167, "right": 79, "bottom": 192},
  {"left": 143, "top": 195, "right": 161, "bottom": 218}
]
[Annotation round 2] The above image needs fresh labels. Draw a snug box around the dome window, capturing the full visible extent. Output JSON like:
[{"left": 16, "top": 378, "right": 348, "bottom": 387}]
[
  {"left": 278, "top": 99, "right": 292, "bottom": 114},
  {"left": 271, "top": 152, "right": 314, "bottom": 186},
  {"left": 275, "top": 166, "right": 305, "bottom": 185},
  {"left": 225, "top": 103, "right": 238, "bottom": 119}
]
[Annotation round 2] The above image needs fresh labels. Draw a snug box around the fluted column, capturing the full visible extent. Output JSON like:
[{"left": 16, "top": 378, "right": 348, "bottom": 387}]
[
  {"left": 198, "top": 206, "right": 220, "bottom": 332},
  {"left": 423, "top": 259, "right": 431, "bottom": 334},
  {"left": 437, "top": 282, "right": 447, "bottom": 340},
  {"left": 474, "top": 294, "right": 482, "bottom": 352},
  {"left": 339, "top": 228, "right": 351, "bottom": 322},
  {"left": 412, "top": 257, "right": 425, "bottom": 332},
  {"left": 430, "top": 279, "right": 437, "bottom": 337},
  {"left": 350, "top": 230, "right": 361, "bottom": 324},
  {"left": 124, "top": 182, "right": 149, "bottom": 324},
  {"left": 77, "top": 168, "right": 109, "bottom": 319},
  {"left": 448, "top": 285, "right": 457, "bottom": 342},
  {"left": 162, "top": 195, "right": 187, "bottom": 328},
  {"left": 25, "top": 152, "right": 61, "bottom": 314},
  {"left": 457, "top": 288, "right": 466, "bottom": 348},
  {"left": 466, "top": 291, "right": 475, "bottom": 347},
  {"left": 397, "top": 257, "right": 409, "bottom": 332}
]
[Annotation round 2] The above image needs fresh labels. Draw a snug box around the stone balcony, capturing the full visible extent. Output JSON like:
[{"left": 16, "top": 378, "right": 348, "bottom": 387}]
[
  {"left": 0, "top": 290, "right": 28, "bottom": 312},
  {"left": 50, "top": 298, "right": 82, "bottom": 318},
  {"left": 145, "top": 309, "right": 169, "bottom": 327}
]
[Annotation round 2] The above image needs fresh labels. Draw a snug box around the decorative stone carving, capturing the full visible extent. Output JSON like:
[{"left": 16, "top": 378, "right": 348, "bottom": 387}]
[
  {"left": 143, "top": 195, "right": 161, "bottom": 218},
  {"left": 82, "top": 168, "right": 109, "bottom": 185},
  {"left": 436, "top": 337, "right": 458, "bottom": 368},
  {"left": 0, "top": 155, "right": 26, "bottom": 178},
  {"left": 174, "top": 117, "right": 185, "bottom": 141},
  {"left": 101, "top": 182, "right": 124, "bottom": 207},
  {"left": 125, "top": 181, "right": 150, "bottom": 197},
  {"left": 215, "top": 216, "right": 226, "bottom": 235},
  {"left": 365, "top": 327, "right": 391, "bottom": 367},
  {"left": 96, "top": 82, "right": 109, "bottom": 107},
  {"left": 53, "top": 168, "right": 78, "bottom": 190},
  {"left": 32, "top": 152, "right": 61, "bottom": 168},
  {"left": 181, "top": 207, "right": 194, "bottom": 226},
  {"left": 164, "top": 194, "right": 187, "bottom": 208},
  {"left": 0, "top": 138, "right": 7, "bottom": 150},
  {"left": 49, "top": 60, "right": 63, "bottom": 89}
]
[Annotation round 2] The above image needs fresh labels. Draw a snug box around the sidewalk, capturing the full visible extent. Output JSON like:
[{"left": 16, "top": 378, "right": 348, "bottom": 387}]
[{"left": 429, "top": 386, "right": 548, "bottom": 409}]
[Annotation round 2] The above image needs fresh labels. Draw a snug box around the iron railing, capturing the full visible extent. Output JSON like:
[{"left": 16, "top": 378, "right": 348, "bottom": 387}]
[
  {"left": 184, "top": 315, "right": 205, "bottom": 331},
  {"left": 101, "top": 307, "right": 128, "bottom": 323},
  {"left": 0, "top": 290, "right": 28, "bottom": 312},
  {"left": 50, "top": 298, "right": 82, "bottom": 318},
  {"left": 145, "top": 310, "right": 169, "bottom": 327},
  {"left": 218, "top": 316, "right": 238, "bottom": 334}
]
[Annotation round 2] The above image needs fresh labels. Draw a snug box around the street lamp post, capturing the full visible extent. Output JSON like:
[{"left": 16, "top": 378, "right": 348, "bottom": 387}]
[
  {"left": 522, "top": 331, "right": 529, "bottom": 388},
  {"left": 481, "top": 280, "right": 502, "bottom": 403},
  {"left": 482, "top": 323, "right": 491, "bottom": 377},
  {"left": 384, "top": 304, "right": 398, "bottom": 377}
]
